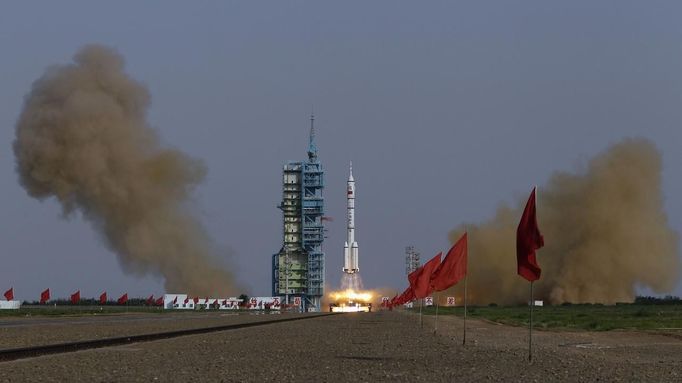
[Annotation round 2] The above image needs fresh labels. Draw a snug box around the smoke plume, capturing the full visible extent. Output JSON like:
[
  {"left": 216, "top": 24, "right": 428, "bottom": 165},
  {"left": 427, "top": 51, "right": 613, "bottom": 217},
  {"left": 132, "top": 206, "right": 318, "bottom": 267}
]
[
  {"left": 340, "top": 273, "right": 364, "bottom": 291},
  {"left": 13, "top": 45, "right": 237, "bottom": 295},
  {"left": 447, "top": 138, "right": 680, "bottom": 304}
]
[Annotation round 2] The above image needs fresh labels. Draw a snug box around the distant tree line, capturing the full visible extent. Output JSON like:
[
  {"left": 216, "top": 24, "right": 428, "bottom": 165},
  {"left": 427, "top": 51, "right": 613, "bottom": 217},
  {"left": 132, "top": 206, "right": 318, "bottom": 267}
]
[{"left": 633, "top": 295, "right": 681, "bottom": 305}]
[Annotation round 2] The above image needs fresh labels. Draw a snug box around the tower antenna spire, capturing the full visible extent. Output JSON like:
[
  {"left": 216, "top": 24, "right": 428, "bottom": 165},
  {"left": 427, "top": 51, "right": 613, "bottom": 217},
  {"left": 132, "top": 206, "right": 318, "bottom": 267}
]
[{"left": 307, "top": 108, "right": 318, "bottom": 162}]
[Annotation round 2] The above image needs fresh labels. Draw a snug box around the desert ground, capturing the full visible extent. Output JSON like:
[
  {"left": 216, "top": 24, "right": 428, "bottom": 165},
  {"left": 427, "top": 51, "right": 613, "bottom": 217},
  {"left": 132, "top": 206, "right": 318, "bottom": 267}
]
[{"left": 0, "top": 310, "right": 680, "bottom": 382}]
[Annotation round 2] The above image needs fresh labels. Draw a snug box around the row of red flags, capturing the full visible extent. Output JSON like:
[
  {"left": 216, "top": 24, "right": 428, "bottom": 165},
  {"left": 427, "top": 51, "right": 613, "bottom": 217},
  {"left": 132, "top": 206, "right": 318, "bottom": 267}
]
[
  {"left": 2, "top": 288, "right": 139, "bottom": 305},
  {"left": 3, "top": 288, "right": 235, "bottom": 307},
  {"left": 389, "top": 187, "right": 544, "bottom": 307}
]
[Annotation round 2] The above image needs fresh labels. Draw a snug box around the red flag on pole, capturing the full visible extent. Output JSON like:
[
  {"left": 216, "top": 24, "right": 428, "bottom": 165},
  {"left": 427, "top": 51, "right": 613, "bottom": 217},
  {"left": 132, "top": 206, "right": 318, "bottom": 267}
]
[
  {"left": 408, "top": 253, "right": 441, "bottom": 299},
  {"left": 184, "top": 297, "right": 189, "bottom": 304},
  {"left": 193, "top": 296, "right": 199, "bottom": 304},
  {"left": 517, "top": 187, "right": 545, "bottom": 282},
  {"left": 146, "top": 295, "right": 154, "bottom": 305},
  {"left": 40, "top": 289, "right": 50, "bottom": 304},
  {"left": 99, "top": 292, "right": 107, "bottom": 304},
  {"left": 70, "top": 291, "right": 80, "bottom": 304},
  {"left": 3, "top": 288, "right": 13, "bottom": 301},
  {"left": 430, "top": 233, "right": 468, "bottom": 291},
  {"left": 396, "top": 286, "right": 415, "bottom": 305},
  {"left": 117, "top": 293, "right": 128, "bottom": 305},
  {"left": 155, "top": 297, "right": 164, "bottom": 306},
  {"left": 172, "top": 296, "right": 178, "bottom": 305}
]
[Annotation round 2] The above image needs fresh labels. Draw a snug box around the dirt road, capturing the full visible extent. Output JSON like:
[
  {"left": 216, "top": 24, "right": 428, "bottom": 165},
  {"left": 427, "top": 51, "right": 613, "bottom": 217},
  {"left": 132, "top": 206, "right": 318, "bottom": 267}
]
[{"left": 0, "top": 311, "right": 680, "bottom": 382}]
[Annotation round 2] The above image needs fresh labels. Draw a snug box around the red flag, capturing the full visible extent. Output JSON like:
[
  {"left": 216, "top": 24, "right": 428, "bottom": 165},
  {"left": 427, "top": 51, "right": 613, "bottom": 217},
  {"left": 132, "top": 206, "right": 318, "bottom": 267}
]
[
  {"left": 172, "top": 296, "right": 178, "bottom": 305},
  {"left": 117, "top": 293, "right": 128, "bottom": 305},
  {"left": 517, "top": 187, "right": 545, "bottom": 282},
  {"left": 155, "top": 296, "right": 164, "bottom": 306},
  {"left": 430, "top": 233, "right": 468, "bottom": 291},
  {"left": 184, "top": 297, "right": 189, "bottom": 304},
  {"left": 3, "top": 288, "right": 13, "bottom": 301},
  {"left": 395, "top": 286, "right": 414, "bottom": 305},
  {"left": 213, "top": 299, "right": 219, "bottom": 306},
  {"left": 40, "top": 289, "right": 50, "bottom": 304},
  {"left": 99, "top": 292, "right": 107, "bottom": 304},
  {"left": 146, "top": 295, "right": 154, "bottom": 305},
  {"left": 408, "top": 253, "right": 441, "bottom": 299},
  {"left": 193, "top": 296, "right": 199, "bottom": 304},
  {"left": 222, "top": 299, "right": 227, "bottom": 306},
  {"left": 70, "top": 291, "right": 80, "bottom": 304},
  {"left": 399, "top": 289, "right": 415, "bottom": 305}
]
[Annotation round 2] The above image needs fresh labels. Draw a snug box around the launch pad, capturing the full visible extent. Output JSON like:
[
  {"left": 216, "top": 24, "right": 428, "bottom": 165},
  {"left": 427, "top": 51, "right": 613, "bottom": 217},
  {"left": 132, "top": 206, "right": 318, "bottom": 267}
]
[
  {"left": 328, "top": 283, "right": 373, "bottom": 312},
  {"left": 329, "top": 302, "right": 371, "bottom": 313}
]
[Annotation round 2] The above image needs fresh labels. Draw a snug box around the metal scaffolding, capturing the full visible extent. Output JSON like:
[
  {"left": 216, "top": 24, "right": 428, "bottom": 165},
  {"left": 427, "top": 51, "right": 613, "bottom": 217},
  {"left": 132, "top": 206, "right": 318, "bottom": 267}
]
[{"left": 272, "top": 115, "right": 325, "bottom": 312}]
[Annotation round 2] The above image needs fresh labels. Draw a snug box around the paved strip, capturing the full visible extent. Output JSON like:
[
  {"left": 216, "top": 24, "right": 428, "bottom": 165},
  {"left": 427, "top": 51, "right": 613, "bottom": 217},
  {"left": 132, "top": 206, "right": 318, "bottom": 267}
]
[
  {"left": 0, "top": 313, "right": 336, "bottom": 363},
  {"left": 0, "top": 312, "right": 293, "bottom": 348}
]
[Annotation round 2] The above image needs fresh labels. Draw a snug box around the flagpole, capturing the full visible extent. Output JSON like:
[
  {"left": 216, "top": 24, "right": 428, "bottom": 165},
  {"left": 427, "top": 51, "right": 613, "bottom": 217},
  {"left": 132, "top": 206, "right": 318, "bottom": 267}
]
[
  {"left": 529, "top": 185, "right": 537, "bottom": 363},
  {"left": 463, "top": 273, "right": 468, "bottom": 346},
  {"left": 419, "top": 298, "right": 423, "bottom": 328},
  {"left": 529, "top": 281, "right": 533, "bottom": 363},
  {"left": 434, "top": 292, "right": 439, "bottom": 334},
  {"left": 463, "top": 227, "right": 468, "bottom": 346}
]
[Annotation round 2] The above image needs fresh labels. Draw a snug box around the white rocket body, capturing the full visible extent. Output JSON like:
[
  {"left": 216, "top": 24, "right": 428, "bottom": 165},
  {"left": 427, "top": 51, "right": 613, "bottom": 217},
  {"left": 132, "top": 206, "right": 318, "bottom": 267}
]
[{"left": 343, "top": 163, "right": 359, "bottom": 274}]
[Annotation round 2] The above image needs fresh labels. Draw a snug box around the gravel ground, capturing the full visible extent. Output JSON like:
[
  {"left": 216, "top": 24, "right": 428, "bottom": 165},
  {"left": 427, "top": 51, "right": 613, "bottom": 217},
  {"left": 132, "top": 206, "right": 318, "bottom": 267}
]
[
  {"left": 0, "top": 312, "right": 301, "bottom": 349},
  {"left": 1, "top": 311, "right": 681, "bottom": 382}
]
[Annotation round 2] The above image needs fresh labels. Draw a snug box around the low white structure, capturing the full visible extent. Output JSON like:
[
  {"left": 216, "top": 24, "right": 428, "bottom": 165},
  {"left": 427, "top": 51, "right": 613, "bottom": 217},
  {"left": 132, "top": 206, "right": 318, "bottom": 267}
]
[
  {"left": 163, "top": 294, "right": 242, "bottom": 310},
  {"left": 245, "top": 297, "right": 281, "bottom": 310},
  {"left": 0, "top": 300, "right": 21, "bottom": 310}
]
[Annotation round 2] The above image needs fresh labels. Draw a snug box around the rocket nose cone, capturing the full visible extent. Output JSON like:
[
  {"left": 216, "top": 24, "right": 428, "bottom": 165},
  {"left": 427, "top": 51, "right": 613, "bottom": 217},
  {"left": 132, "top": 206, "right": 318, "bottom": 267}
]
[{"left": 348, "top": 161, "right": 354, "bottom": 181}]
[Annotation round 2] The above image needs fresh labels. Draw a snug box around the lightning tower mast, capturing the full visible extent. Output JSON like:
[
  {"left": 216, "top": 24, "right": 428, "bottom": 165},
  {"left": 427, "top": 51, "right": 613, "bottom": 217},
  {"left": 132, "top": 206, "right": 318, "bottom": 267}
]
[{"left": 405, "top": 246, "right": 420, "bottom": 275}]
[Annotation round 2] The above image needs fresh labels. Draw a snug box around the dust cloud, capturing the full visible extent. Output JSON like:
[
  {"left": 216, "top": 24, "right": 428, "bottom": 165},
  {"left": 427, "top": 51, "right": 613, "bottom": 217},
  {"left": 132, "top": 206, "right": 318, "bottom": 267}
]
[
  {"left": 13, "top": 45, "right": 238, "bottom": 296},
  {"left": 446, "top": 138, "right": 680, "bottom": 304}
]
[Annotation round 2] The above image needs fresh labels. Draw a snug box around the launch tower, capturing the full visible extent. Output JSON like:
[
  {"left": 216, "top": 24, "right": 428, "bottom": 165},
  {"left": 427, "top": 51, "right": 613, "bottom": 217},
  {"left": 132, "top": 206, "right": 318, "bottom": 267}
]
[{"left": 272, "top": 115, "right": 325, "bottom": 312}]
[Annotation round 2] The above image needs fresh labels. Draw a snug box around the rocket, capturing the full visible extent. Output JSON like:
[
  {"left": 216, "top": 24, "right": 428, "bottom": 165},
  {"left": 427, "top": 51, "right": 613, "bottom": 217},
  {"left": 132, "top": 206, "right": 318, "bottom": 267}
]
[{"left": 343, "top": 162, "right": 359, "bottom": 274}]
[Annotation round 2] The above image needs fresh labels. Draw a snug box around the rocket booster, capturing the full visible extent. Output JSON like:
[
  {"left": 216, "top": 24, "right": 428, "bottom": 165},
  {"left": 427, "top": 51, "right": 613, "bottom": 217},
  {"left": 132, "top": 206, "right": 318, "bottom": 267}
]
[{"left": 343, "top": 162, "right": 359, "bottom": 274}]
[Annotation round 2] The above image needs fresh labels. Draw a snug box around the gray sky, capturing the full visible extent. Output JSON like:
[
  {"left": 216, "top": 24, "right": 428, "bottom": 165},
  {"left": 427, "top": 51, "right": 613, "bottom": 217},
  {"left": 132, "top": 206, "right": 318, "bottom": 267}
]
[{"left": 1, "top": 1, "right": 681, "bottom": 300}]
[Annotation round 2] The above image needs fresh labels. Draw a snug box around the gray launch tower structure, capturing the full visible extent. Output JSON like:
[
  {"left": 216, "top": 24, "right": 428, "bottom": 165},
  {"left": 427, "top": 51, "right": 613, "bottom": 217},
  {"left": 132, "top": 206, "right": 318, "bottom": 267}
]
[{"left": 272, "top": 115, "right": 325, "bottom": 312}]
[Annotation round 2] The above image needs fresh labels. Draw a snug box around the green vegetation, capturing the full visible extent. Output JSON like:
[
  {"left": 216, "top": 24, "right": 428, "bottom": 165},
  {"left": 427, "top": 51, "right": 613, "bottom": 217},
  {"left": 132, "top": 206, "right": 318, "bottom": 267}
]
[
  {"left": 421, "top": 303, "right": 682, "bottom": 331},
  {"left": 0, "top": 305, "right": 169, "bottom": 317}
]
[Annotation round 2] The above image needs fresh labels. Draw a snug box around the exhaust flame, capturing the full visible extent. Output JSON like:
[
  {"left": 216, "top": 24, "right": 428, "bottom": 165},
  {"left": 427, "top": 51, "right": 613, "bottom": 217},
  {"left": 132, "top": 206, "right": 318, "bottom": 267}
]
[
  {"left": 329, "top": 289, "right": 374, "bottom": 303},
  {"left": 327, "top": 273, "right": 375, "bottom": 312}
]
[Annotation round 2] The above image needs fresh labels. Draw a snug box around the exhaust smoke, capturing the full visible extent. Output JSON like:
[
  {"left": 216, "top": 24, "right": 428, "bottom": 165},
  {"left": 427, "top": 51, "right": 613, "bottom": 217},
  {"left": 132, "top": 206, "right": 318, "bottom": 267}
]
[
  {"left": 447, "top": 138, "right": 680, "bottom": 304},
  {"left": 13, "top": 45, "right": 238, "bottom": 296}
]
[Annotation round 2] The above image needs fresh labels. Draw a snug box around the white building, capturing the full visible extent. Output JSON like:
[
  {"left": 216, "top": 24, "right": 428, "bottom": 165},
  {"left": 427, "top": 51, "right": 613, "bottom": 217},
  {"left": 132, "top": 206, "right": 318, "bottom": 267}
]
[
  {"left": 0, "top": 301, "right": 21, "bottom": 310},
  {"left": 163, "top": 294, "right": 242, "bottom": 310}
]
